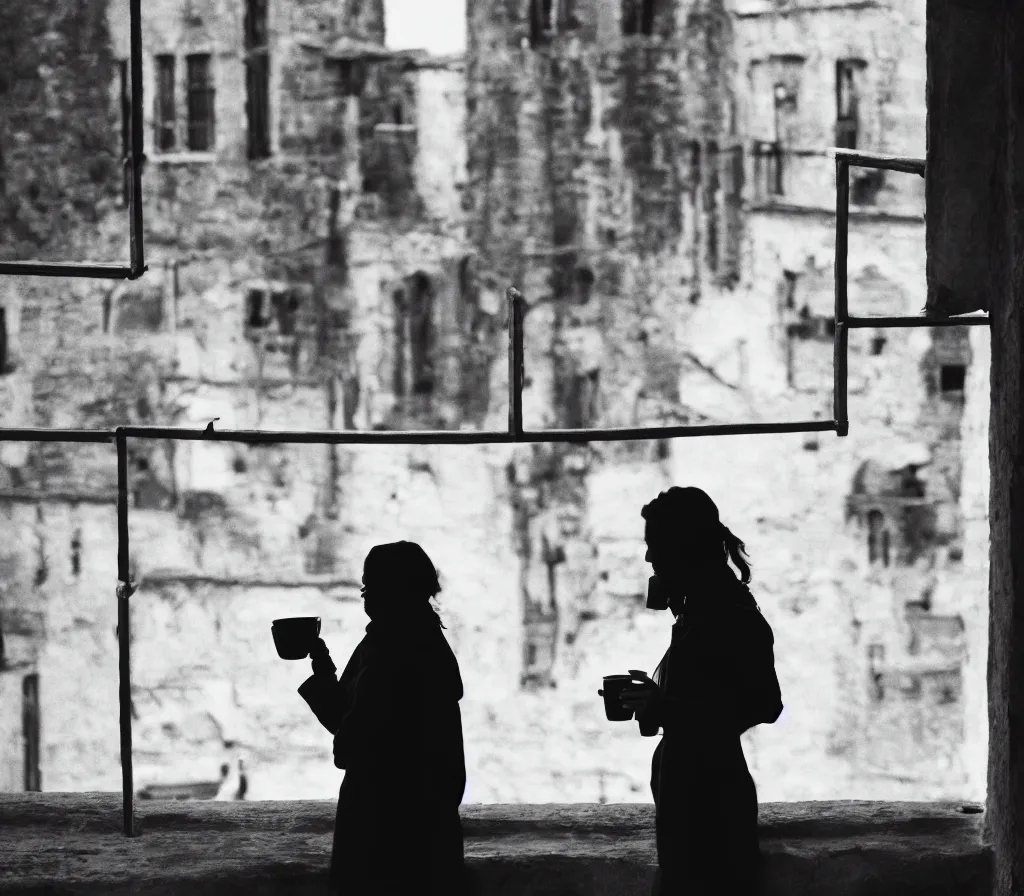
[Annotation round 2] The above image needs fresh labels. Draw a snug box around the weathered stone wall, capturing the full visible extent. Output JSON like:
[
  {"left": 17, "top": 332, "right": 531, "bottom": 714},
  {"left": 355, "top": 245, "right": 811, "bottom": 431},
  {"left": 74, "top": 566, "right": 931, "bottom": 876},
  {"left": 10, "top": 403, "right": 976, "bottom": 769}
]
[{"left": 0, "top": 0, "right": 992, "bottom": 807}]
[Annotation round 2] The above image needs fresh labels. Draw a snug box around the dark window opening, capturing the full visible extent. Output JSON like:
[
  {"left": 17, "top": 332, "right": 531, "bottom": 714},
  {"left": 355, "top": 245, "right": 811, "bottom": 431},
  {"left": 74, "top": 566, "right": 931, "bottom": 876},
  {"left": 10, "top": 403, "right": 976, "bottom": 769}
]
[
  {"left": 392, "top": 289, "right": 407, "bottom": 396},
  {"left": 337, "top": 59, "right": 367, "bottom": 97},
  {"left": 835, "top": 59, "right": 864, "bottom": 150},
  {"left": 393, "top": 103, "right": 403, "bottom": 125},
  {"left": 155, "top": 55, "right": 176, "bottom": 152},
  {"left": 622, "top": 0, "right": 656, "bottom": 35},
  {"left": 605, "top": 228, "right": 617, "bottom": 247},
  {"left": 867, "top": 510, "right": 890, "bottom": 566},
  {"left": 753, "top": 140, "right": 784, "bottom": 199},
  {"left": 186, "top": 54, "right": 215, "bottom": 152},
  {"left": 246, "top": 53, "right": 271, "bottom": 160},
  {"left": 408, "top": 273, "right": 436, "bottom": 397},
  {"left": 871, "top": 333, "right": 887, "bottom": 356},
  {"left": 526, "top": 642, "right": 538, "bottom": 666},
  {"left": 574, "top": 267, "right": 595, "bottom": 304},
  {"left": 530, "top": 0, "right": 555, "bottom": 46},
  {"left": 782, "top": 269, "right": 798, "bottom": 309},
  {"left": 940, "top": 364, "right": 967, "bottom": 392},
  {"left": 102, "top": 291, "right": 113, "bottom": 335},
  {"left": 246, "top": 290, "right": 267, "bottom": 329},
  {"left": 119, "top": 60, "right": 131, "bottom": 204},
  {"left": 271, "top": 290, "right": 300, "bottom": 336},
  {"left": 71, "top": 531, "right": 82, "bottom": 577},
  {"left": 243, "top": 0, "right": 268, "bottom": 50},
  {"left": 233, "top": 456, "right": 247, "bottom": 474}
]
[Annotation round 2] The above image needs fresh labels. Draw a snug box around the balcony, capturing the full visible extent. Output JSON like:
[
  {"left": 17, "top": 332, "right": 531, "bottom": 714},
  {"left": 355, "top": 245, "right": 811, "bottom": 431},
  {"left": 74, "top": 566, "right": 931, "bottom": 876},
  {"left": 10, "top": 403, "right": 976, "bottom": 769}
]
[{"left": 0, "top": 793, "right": 991, "bottom": 895}]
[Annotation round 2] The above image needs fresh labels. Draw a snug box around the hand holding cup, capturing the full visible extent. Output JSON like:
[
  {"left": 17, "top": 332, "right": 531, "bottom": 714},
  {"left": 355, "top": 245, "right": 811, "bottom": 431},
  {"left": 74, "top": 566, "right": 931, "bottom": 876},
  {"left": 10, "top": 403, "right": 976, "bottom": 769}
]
[{"left": 620, "top": 670, "right": 659, "bottom": 714}]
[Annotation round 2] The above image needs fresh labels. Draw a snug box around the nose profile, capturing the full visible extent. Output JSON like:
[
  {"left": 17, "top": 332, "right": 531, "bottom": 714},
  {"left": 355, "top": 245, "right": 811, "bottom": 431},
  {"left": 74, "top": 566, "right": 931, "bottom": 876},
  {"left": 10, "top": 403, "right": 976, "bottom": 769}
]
[{"left": 645, "top": 548, "right": 651, "bottom": 562}]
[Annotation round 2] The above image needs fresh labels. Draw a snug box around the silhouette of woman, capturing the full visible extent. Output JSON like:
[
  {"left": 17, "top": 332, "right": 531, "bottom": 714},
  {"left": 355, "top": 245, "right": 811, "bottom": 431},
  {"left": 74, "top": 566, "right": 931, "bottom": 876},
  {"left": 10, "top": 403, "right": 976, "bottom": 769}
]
[
  {"left": 298, "top": 541, "right": 467, "bottom": 896},
  {"left": 619, "top": 487, "right": 783, "bottom": 896}
]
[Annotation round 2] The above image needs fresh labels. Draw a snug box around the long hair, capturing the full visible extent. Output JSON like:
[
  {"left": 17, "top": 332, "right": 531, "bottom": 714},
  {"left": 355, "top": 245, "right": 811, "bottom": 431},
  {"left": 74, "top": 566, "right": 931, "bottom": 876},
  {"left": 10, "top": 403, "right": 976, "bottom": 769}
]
[{"left": 641, "top": 486, "right": 753, "bottom": 584}]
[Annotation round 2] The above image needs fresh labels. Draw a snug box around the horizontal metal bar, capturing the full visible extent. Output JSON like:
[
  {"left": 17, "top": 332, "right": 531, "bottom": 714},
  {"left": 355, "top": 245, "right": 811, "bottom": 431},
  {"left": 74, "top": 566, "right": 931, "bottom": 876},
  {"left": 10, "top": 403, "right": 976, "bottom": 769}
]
[
  {"left": 828, "top": 148, "right": 926, "bottom": 177},
  {"left": 0, "top": 420, "right": 838, "bottom": 446},
  {"left": 847, "top": 315, "right": 991, "bottom": 328},
  {"left": 0, "top": 262, "right": 137, "bottom": 280},
  {"left": 0, "top": 429, "right": 115, "bottom": 443}
]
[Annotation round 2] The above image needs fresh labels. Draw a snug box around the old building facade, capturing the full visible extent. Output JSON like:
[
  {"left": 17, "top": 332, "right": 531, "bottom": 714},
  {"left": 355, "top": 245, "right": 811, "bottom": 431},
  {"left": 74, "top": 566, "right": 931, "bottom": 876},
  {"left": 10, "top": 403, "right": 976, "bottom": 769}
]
[{"left": 0, "top": 0, "right": 988, "bottom": 803}]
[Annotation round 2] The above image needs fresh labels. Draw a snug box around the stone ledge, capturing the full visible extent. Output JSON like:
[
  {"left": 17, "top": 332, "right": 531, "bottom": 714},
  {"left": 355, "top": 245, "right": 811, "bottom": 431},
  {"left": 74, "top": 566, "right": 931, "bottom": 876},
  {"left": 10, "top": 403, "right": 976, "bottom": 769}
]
[{"left": 0, "top": 794, "right": 991, "bottom": 895}]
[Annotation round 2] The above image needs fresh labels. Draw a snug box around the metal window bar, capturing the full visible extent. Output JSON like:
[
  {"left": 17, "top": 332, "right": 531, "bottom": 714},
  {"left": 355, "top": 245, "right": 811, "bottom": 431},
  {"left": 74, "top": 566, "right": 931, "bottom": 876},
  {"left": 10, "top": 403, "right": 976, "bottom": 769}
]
[
  {"left": 830, "top": 147, "right": 991, "bottom": 437},
  {"left": 0, "top": 0, "right": 146, "bottom": 281}
]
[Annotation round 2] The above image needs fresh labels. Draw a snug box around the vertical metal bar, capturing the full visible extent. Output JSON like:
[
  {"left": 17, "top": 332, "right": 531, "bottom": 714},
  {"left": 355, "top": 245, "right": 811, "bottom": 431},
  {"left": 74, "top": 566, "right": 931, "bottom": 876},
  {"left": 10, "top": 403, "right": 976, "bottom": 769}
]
[
  {"left": 115, "top": 430, "right": 137, "bottom": 837},
  {"left": 508, "top": 287, "right": 525, "bottom": 439},
  {"left": 833, "top": 159, "right": 850, "bottom": 437},
  {"left": 128, "top": 0, "right": 146, "bottom": 279}
]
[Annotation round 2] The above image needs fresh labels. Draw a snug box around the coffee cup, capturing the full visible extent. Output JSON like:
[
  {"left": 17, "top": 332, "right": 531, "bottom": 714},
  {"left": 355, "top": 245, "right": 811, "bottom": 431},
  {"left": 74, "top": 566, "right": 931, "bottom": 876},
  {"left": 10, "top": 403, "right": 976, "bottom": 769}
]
[
  {"left": 271, "top": 616, "right": 322, "bottom": 660},
  {"left": 599, "top": 672, "right": 648, "bottom": 722}
]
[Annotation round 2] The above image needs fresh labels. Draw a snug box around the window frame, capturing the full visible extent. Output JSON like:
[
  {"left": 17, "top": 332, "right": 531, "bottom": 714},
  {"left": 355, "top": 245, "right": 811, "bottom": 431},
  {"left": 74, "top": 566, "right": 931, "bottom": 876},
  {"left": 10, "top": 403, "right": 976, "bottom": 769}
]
[
  {"left": 0, "top": 0, "right": 995, "bottom": 836},
  {"left": 0, "top": 0, "right": 146, "bottom": 281}
]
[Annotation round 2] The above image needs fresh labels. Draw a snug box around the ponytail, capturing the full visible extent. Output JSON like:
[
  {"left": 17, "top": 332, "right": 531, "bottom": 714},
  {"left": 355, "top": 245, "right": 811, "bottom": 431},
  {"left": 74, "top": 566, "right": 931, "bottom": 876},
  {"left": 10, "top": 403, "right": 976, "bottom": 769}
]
[{"left": 722, "top": 524, "right": 752, "bottom": 584}]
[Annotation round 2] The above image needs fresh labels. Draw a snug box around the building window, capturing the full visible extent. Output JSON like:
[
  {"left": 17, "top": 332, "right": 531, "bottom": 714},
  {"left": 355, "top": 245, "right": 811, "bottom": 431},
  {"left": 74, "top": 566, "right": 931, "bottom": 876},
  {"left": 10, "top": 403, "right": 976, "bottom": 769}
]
[
  {"left": 154, "top": 54, "right": 176, "bottom": 152},
  {"left": 867, "top": 509, "right": 890, "bottom": 566},
  {"left": 186, "top": 54, "right": 215, "bottom": 152},
  {"left": 940, "top": 364, "right": 967, "bottom": 392},
  {"left": 245, "top": 0, "right": 271, "bottom": 160},
  {"left": 530, "top": 0, "right": 555, "bottom": 46},
  {"left": 836, "top": 59, "right": 865, "bottom": 150},
  {"left": 622, "top": 0, "right": 656, "bottom": 35},
  {"left": 529, "top": 0, "right": 576, "bottom": 45}
]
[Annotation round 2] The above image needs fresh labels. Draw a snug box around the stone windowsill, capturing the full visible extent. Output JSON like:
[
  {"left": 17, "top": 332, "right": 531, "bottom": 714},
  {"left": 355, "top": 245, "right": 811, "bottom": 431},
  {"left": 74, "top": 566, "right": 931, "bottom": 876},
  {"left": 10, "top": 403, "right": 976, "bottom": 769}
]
[{"left": 0, "top": 794, "right": 991, "bottom": 895}]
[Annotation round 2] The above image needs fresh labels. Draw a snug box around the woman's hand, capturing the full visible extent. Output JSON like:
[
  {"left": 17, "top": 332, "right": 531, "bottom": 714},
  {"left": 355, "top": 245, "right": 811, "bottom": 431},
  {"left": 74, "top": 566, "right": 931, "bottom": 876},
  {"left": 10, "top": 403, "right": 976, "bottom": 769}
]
[
  {"left": 310, "top": 637, "right": 337, "bottom": 678},
  {"left": 619, "top": 671, "right": 660, "bottom": 715}
]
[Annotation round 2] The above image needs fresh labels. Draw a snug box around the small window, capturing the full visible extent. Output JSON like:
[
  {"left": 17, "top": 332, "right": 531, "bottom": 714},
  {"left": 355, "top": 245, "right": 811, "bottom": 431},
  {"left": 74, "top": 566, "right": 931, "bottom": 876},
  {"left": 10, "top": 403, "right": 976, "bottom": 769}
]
[
  {"left": 186, "top": 54, "right": 215, "bottom": 152},
  {"left": 867, "top": 509, "right": 889, "bottom": 566},
  {"left": 836, "top": 59, "right": 866, "bottom": 150},
  {"left": 244, "top": 0, "right": 268, "bottom": 50},
  {"left": 71, "top": 530, "right": 82, "bottom": 577},
  {"left": 530, "top": 0, "right": 556, "bottom": 46},
  {"left": 623, "top": 0, "right": 656, "bottom": 35},
  {"left": 246, "top": 289, "right": 266, "bottom": 329},
  {"left": 154, "top": 55, "right": 176, "bottom": 152},
  {"left": 940, "top": 364, "right": 966, "bottom": 392}
]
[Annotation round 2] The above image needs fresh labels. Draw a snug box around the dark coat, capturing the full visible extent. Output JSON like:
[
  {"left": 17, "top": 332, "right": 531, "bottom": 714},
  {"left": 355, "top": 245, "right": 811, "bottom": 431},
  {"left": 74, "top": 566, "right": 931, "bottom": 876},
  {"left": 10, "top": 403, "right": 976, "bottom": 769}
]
[
  {"left": 636, "top": 570, "right": 783, "bottom": 896},
  {"left": 298, "top": 607, "right": 468, "bottom": 896}
]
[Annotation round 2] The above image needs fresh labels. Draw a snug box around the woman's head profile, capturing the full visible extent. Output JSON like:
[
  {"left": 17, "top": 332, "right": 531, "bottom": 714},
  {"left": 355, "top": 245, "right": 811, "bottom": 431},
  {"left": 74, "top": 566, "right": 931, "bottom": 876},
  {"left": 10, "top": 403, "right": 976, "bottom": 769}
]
[
  {"left": 641, "top": 486, "right": 752, "bottom": 585},
  {"left": 361, "top": 541, "right": 444, "bottom": 625}
]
